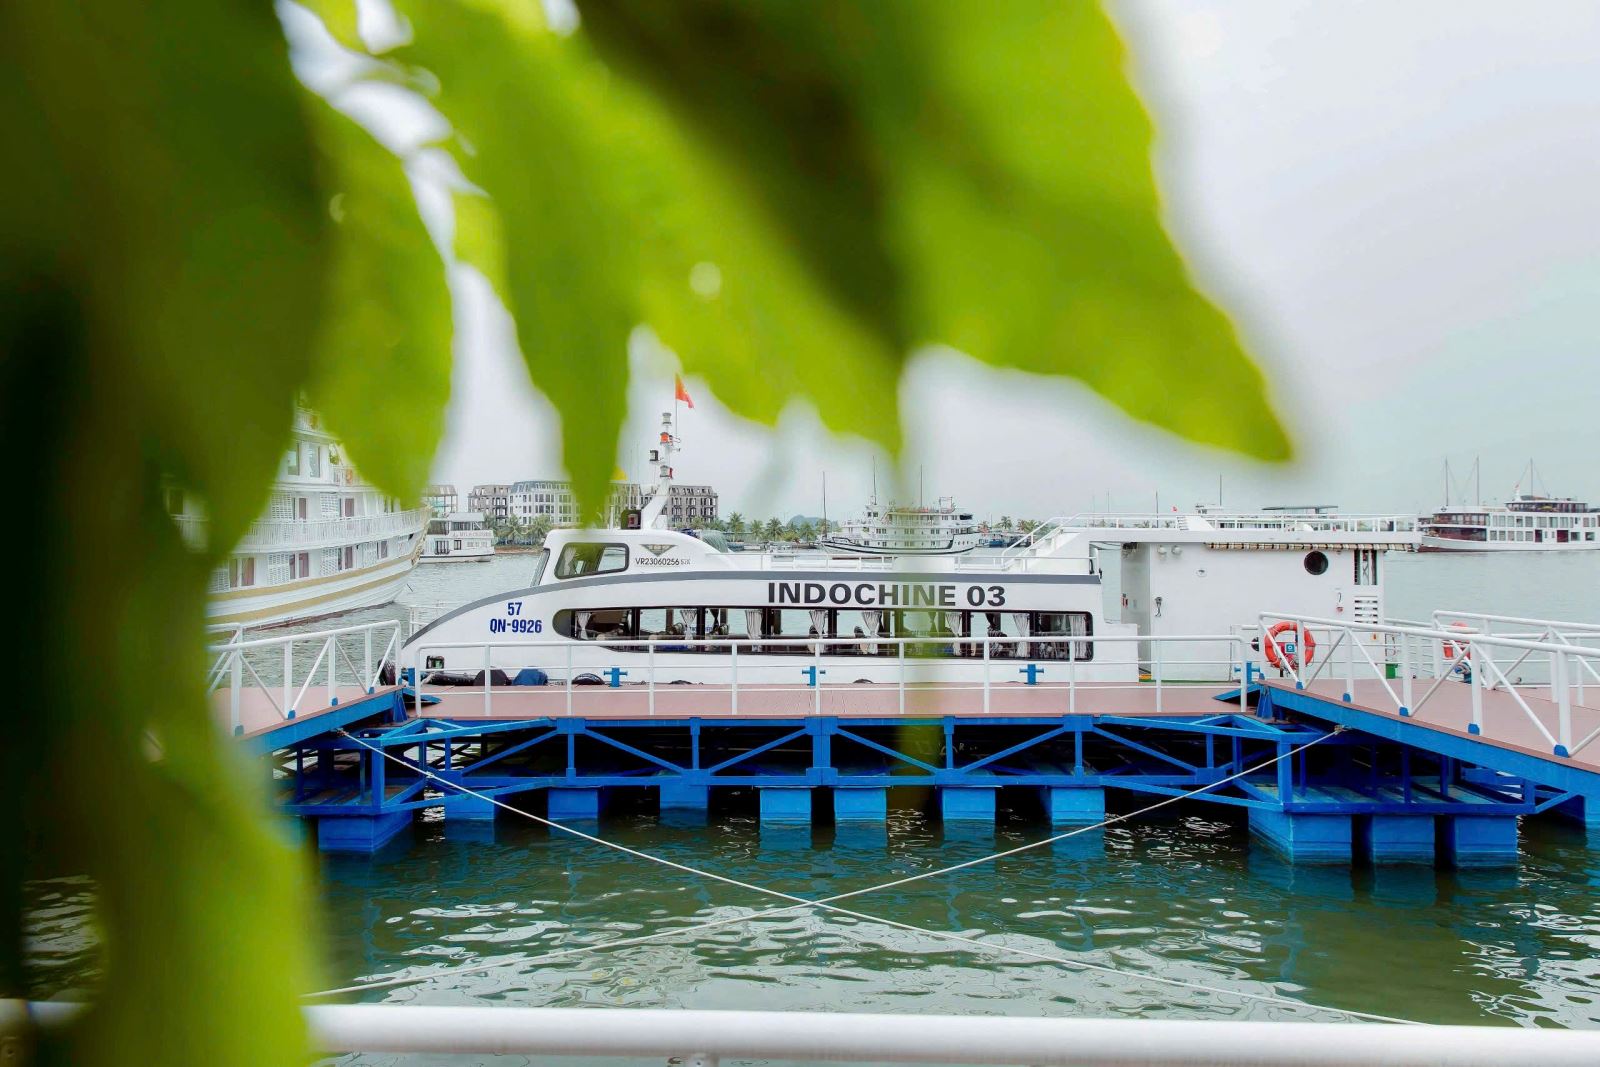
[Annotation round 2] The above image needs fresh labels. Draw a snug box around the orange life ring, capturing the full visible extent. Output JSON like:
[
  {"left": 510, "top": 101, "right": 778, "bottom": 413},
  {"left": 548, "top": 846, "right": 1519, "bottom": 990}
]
[
  {"left": 1442, "top": 621, "right": 1475, "bottom": 664},
  {"left": 1264, "top": 621, "right": 1316, "bottom": 669}
]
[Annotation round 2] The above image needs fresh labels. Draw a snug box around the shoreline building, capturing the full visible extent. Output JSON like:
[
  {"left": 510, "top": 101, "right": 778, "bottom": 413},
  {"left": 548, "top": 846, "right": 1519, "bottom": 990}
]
[
  {"left": 468, "top": 483, "right": 512, "bottom": 525},
  {"left": 665, "top": 484, "right": 719, "bottom": 526},
  {"left": 505, "top": 479, "right": 717, "bottom": 528}
]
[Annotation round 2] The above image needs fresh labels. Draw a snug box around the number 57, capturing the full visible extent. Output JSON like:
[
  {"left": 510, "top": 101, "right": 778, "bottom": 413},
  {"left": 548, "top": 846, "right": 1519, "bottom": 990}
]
[{"left": 506, "top": 601, "right": 523, "bottom": 616}]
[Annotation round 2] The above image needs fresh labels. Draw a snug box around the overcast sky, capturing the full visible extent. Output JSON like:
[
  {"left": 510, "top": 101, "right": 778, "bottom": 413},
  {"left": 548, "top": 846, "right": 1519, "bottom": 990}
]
[{"left": 413, "top": 0, "right": 1600, "bottom": 523}]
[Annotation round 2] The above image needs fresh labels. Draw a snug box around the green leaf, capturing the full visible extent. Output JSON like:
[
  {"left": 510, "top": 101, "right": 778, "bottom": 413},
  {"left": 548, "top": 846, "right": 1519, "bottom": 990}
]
[
  {"left": 397, "top": 0, "right": 640, "bottom": 519},
  {"left": 305, "top": 100, "right": 453, "bottom": 502},
  {"left": 2, "top": 3, "right": 325, "bottom": 1064},
  {"left": 575, "top": 0, "right": 1290, "bottom": 459}
]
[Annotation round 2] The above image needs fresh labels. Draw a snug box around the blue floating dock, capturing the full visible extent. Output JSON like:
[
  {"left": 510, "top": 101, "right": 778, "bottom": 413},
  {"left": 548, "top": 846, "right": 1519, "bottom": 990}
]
[{"left": 233, "top": 665, "right": 1600, "bottom": 865}]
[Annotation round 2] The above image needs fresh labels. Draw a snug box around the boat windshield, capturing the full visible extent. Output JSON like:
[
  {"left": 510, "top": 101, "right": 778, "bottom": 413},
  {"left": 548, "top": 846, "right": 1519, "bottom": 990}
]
[
  {"left": 528, "top": 548, "right": 550, "bottom": 585},
  {"left": 696, "top": 529, "right": 731, "bottom": 553}
]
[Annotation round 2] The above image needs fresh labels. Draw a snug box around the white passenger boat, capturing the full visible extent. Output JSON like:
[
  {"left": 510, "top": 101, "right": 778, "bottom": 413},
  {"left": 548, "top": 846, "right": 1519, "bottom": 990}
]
[
  {"left": 177, "top": 408, "right": 429, "bottom": 628},
  {"left": 421, "top": 511, "right": 495, "bottom": 562},
  {"left": 1420, "top": 496, "right": 1600, "bottom": 551},
  {"left": 817, "top": 496, "right": 982, "bottom": 556},
  {"left": 401, "top": 424, "right": 1419, "bottom": 684}
]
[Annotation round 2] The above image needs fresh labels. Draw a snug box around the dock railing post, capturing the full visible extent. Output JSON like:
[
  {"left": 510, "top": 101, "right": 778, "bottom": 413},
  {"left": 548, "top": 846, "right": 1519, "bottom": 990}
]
[
  {"left": 813, "top": 639, "right": 822, "bottom": 716},
  {"left": 283, "top": 643, "right": 294, "bottom": 719},
  {"left": 1399, "top": 632, "right": 1413, "bottom": 714},
  {"left": 1344, "top": 626, "right": 1355, "bottom": 701},
  {"left": 730, "top": 643, "right": 739, "bottom": 716},
  {"left": 1469, "top": 638, "right": 1484, "bottom": 736},
  {"left": 1154, "top": 639, "right": 1163, "bottom": 713},
  {"left": 328, "top": 634, "right": 337, "bottom": 707},
  {"left": 230, "top": 650, "right": 242, "bottom": 736},
  {"left": 1556, "top": 650, "right": 1572, "bottom": 755},
  {"left": 1068, "top": 646, "right": 1077, "bottom": 714},
  {"left": 565, "top": 643, "right": 573, "bottom": 717},
  {"left": 364, "top": 628, "right": 374, "bottom": 694},
  {"left": 982, "top": 637, "right": 991, "bottom": 715},
  {"left": 898, "top": 641, "right": 906, "bottom": 716},
  {"left": 483, "top": 644, "right": 492, "bottom": 717},
  {"left": 649, "top": 638, "right": 657, "bottom": 717}
]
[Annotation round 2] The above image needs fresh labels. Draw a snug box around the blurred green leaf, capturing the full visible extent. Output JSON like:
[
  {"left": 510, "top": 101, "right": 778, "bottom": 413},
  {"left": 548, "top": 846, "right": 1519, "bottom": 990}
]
[
  {"left": 1, "top": 2, "right": 323, "bottom": 1064},
  {"left": 306, "top": 101, "right": 453, "bottom": 501},
  {"left": 397, "top": 0, "right": 639, "bottom": 519},
  {"left": 576, "top": 0, "right": 1289, "bottom": 459}
]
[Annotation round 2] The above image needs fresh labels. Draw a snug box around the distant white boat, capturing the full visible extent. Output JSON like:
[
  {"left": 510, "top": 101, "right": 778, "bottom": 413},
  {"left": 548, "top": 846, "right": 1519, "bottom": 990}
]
[
  {"left": 1419, "top": 462, "right": 1600, "bottom": 551},
  {"left": 177, "top": 408, "right": 429, "bottom": 628},
  {"left": 421, "top": 511, "right": 496, "bottom": 562},
  {"left": 818, "top": 496, "right": 982, "bottom": 556}
]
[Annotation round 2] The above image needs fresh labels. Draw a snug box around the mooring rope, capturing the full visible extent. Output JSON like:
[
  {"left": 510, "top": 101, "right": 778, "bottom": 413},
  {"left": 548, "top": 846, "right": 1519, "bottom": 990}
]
[{"left": 305, "top": 725, "right": 1419, "bottom": 1024}]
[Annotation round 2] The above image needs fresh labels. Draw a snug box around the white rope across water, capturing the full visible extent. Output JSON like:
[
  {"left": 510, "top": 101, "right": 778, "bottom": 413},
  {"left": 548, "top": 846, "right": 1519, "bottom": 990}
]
[{"left": 309, "top": 726, "right": 1420, "bottom": 1025}]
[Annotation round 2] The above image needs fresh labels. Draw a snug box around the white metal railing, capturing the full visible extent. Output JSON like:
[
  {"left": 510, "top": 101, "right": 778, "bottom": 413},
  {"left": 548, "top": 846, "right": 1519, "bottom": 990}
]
[
  {"left": 9, "top": 1003, "right": 1600, "bottom": 1064},
  {"left": 174, "top": 507, "right": 427, "bottom": 554},
  {"left": 1260, "top": 612, "right": 1600, "bottom": 758},
  {"left": 208, "top": 620, "right": 401, "bottom": 735},
  {"left": 406, "top": 632, "right": 1249, "bottom": 720},
  {"left": 751, "top": 552, "right": 1090, "bottom": 575},
  {"left": 236, "top": 508, "right": 428, "bottom": 552},
  {"left": 1432, "top": 609, "right": 1600, "bottom": 649}
]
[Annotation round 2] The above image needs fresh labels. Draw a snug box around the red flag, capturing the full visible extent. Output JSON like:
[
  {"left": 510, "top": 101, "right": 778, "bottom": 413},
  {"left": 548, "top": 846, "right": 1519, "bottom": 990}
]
[{"left": 674, "top": 375, "right": 694, "bottom": 409}]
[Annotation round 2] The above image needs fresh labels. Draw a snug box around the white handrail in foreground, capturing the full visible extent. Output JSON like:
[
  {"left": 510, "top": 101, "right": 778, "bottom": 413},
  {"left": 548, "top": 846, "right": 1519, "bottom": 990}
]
[
  {"left": 10, "top": 1003, "right": 1600, "bottom": 1064},
  {"left": 207, "top": 620, "right": 401, "bottom": 736},
  {"left": 408, "top": 632, "right": 1248, "bottom": 719},
  {"left": 1261, "top": 612, "right": 1600, "bottom": 757}
]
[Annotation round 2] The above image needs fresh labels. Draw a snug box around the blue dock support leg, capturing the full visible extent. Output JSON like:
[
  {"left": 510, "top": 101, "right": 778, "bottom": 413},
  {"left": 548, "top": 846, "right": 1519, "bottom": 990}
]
[
  {"left": 549, "top": 788, "right": 603, "bottom": 821},
  {"left": 317, "top": 810, "right": 412, "bottom": 853},
  {"left": 660, "top": 780, "right": 709, "bottom": 812},
  {"left": 1039, "top": 786, "right": 1106, "bottom": 826},
  {"left": 833, "top": 787, "right": 888, "bottom": 823},
  {"left": 759, "top": 787, "right": 812, "bottom": 825},
  {"left": 1248, "top": 808, "right": 1352, "bottom": 864},
  {"left": 440, "top": 792, "right": 497, "bottom": 821},
  {"left": 1443, "top": 815, "right": 1519, "bottom": 868},
  {"left": 1363, "top": 814, "right": 1435, "bottom": 865},
  {"left": 940, "top": 787, "right": 996, "bottom": 823}
]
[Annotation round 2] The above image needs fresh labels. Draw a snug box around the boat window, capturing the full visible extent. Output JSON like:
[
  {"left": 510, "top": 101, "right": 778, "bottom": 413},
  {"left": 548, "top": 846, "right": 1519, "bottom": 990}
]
[
  {"left": 529, "top": 549, "right": 551, "bottom": 585},
  {"left": 705, "top": 608, "right": 752, "bottom": 639},
  {"left": 980, "top": 612, "right": 1033, "bottom": 658},
  {"left": 835, "top": 609, "right": 890, "bottom": 657},
  {"left": 555, "top": 542, "right": 628, "bottom": 578},
  {"left": 1033, "top": 612, "right": 1093, "bottom": 661},
  {"left": 768, "top": 608, "right": 827, "bottom": 652},
  {"left": 556, "top": 608, "right": 633, "bottom": 640},
  {"left": 1302, "top": 550, "right": 1329, "bottom": 576}
]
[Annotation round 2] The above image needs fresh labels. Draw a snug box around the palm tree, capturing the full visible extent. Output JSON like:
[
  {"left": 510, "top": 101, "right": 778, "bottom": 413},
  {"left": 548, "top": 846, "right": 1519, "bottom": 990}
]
[
  {"left": 764, "top": 517, "right": 783, "bottom": 541},
  {"left": 728, "top": 512, "right": 746, "bottom": 540},
  {"left": 999, "top": 515, "right": 1013, "bottom": 530}
]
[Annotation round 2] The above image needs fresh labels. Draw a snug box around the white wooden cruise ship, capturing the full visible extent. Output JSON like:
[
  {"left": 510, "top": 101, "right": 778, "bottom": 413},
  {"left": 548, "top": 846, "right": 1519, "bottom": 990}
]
[
  {"left": 177, "top": 408, "right": 429, "bottom": 627},
  {"left": 817, "top": 496, "right": 982, "bottom": 556},
  {"left": 1420, "top": 495, "right": 1600, "bottom": 550}
]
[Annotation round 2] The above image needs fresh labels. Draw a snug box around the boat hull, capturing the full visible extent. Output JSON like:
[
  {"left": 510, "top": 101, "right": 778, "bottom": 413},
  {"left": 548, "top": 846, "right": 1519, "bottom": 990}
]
[
  {"left": 207, "top": 543, "right": 423, "bottom": 627},
  {"left": 1419, "top": 535, "right": 1600, "bottom": 552}
]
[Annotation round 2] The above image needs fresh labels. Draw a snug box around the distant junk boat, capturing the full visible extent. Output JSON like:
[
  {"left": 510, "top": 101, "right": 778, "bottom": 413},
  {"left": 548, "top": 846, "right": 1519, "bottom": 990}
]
[
  {"left": 817, "top": 497, "right": 984, "bottom": 557},
  {"left": 1421, "top": 460, "right": 1600, "bottom": 551}
]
